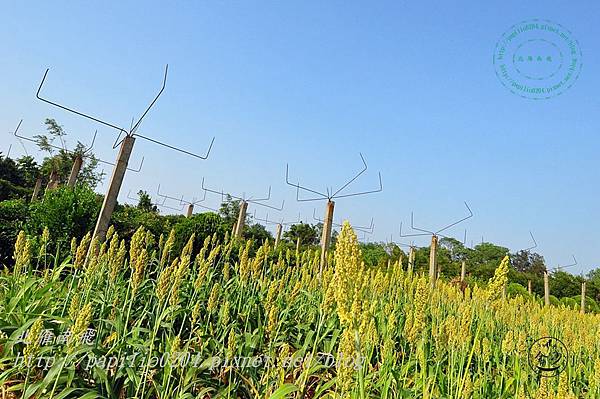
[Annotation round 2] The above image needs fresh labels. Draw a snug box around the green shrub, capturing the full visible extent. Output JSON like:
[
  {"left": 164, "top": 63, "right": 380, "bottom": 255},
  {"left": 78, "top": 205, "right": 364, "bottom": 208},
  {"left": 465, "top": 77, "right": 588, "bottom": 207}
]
[
  {"left": 549, "top": 295, "right": 560, "bottom": 307},
  {"left": 507, "top": 282, "right": 530, "bottom": 299},
  {"left": 26, "top": 186, "right": 100, "bottom": 250},
  {"left": 0, "top": 199, "right": 29, "bottom": 265},
  {"left": 573, "top": 295, "right": 599, "bottom": 313},
  {"left": 561, "top": 297, "right": 578, "bottom": 310},
  {"left": 171, "top": 212, "right": 226, "bottom": 254},
  {"left": 0, "top": 179, "right": 31, "bottom": 201},
  {"left": 111, "top": 205, "right": 179, "bottom": 242}
]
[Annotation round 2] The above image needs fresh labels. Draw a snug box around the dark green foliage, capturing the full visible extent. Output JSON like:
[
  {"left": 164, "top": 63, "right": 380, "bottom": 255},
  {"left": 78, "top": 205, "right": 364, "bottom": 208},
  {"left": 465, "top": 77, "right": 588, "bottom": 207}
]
[
  {"left": 0, "top": 199, "right": 29, "bottom": 265},
  {"left": 171, "top": 212, "right": 225, "bottom": 254},
  {"left": 283, "top": 222, "right": 320, "bottom": 247},
  {"left": 0, "top": 156, "right": 38, "bottom": 201},
  {"left": 26, "top": 186, "right": 101, "bottom": 248},
  {"left": 111, "top": 204, "right": 178, "bottom": 242},
  {"left": 549, "top": 294, "right": 560, "bottom": 307},
  {"left": 507, "top": 282, "right": 530, "bottom": 299},
  {"left": 243, "top": 223, "right": 273, "bottom": 245},
  {"left": 561, "top": 297, "right": 578, "bottom": 310}
]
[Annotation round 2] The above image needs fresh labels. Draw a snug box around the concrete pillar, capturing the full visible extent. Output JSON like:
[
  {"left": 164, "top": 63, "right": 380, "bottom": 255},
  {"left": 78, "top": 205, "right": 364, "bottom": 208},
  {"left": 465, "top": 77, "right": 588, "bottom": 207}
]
[
  {"left": 274, "top": 223, "right": 282, "bottom": 247},
  {"left": 429, "top": 235, "right": 438, "bottom": 287},
  {"left": 46, "top": 170, "right": 59, "bottom": 190},
  {"left": 528, "top": 280, "right": 532, "bottom": 295},
  {"left": 319, "top": 200, "right": 335, "bottom": 274},
  {"left": 408, "top": 246, "right": 415, "bottom": 274},
  {"left": 186, "top": 204, "right": 194, "bottom": 218},
  {"left": 234, "top": 200, "right": 248, "bottom": 239},
  {"left": 460, "top": 260, "right": 466, "bottom": 282},
  {"left": 92, "top": 135, "right": 135, "bottom": 242},
  {"left": 581, "top": 281, "right": 586, "bottom": 314},
  {"left": 31, "top": 177, "right": 42, "bottom": 201},
  {"left": 544, "top": 271, "right": 550, "bottom": 306},
  {"left": 67, "top": 155, "right": 83, "bottom": 187}
]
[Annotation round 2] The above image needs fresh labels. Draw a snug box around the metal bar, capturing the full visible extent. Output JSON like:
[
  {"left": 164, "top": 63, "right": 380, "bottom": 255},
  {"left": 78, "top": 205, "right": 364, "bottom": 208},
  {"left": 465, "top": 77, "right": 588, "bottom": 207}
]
[{"left": 331, "top": 172, "right": 383, "bottom": 199}]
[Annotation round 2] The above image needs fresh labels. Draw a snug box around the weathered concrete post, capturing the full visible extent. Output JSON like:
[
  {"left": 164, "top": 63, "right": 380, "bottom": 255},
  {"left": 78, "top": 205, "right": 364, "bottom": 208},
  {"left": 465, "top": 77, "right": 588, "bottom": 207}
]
[
  {"left": 319, "top": 200, "right": 335, "bottom": 274},
  {"left": 581, "top": 281, "right": 586, "bottom": 314},
  {"left": 46, "top": 170, "right": 59, "bottom": 190},
  {"left": 429, "top": 235, "right": 438, "bottom": 287},
  {"left": 528, "top": 280, "right": 532, "bottom": 295},
  {"left": 92, "top": 136, "right": 135, "bottom": 242},
  {"left": 186, "top": 204, "right": 194, "bottom": 218},
  {"left": 460, "top": 260, "right": 466, "bottom": 282},
  {"left": 31, "top": 177, "right": 42, "bottom": 201},
  {"left": 544, "top": 271, "right": 550, "bottom": 306},
  {"left": 274, "top": 223, "right": 282, "bottom": 247},
  {"left": 67, "top": 154, "right": 83, "bottom": 187},
  {"left": 408, "top": 246, "right": 415, "bottom": 274},
  {"left": 234, "top": 200, "right": 248, "bottom": 238}
]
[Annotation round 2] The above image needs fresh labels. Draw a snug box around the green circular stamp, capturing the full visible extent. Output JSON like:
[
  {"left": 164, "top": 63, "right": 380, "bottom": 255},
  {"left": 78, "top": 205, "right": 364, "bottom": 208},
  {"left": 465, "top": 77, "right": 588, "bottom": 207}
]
[{"left": 493, "top": 19, "right": 582, "bottom": 100}]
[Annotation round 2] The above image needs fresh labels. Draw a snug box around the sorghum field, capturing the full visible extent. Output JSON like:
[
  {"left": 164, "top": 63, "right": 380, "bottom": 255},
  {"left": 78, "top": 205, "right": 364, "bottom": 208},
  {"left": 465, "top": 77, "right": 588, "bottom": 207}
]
[{"left": 1, "top": 222, "right": 599, "bottom": 398}]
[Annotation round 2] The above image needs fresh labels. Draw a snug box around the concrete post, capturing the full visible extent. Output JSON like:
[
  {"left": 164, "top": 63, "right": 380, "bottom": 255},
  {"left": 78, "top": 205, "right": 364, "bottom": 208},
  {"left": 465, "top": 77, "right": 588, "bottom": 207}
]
[
  {"left": 92, "top": 135, "right": 135, "bottom": 242},
  {"left": 544, "top": 271, "right": 550, "bottom": 306},
  {"left": 274, "top": 223, "right": 282, "bottom": 247},
  {"left": 296, "top": 237, "right": 300, "bottom": 253},
  {"left": 460, "top": 260, "right": 466, "bottom": 282},
  {"left": 234, "top": 200, "right": 248, "bottom": 239},
  {"left": 581, "top": 281, "right": 586, "bottom": 314},
  {"left": 528, "top": 280, "right": 532, "bottom": 295},
  {"left": 46, "top": 170, "right": 59, "bottom": 190},
  {"left": 186, "top": 204, "right": 194, "bottom": 218},
  {"left": 31, "top": 177, "right": 42, "bottom": 201},
  {"left": 408, "top": 246, "right": 415, "bottom": 274},
  {"left": 67, "top": 155, "right": 83, "bottom": 188},
  {"left": 429, "top": 235, "right": 438, "bottom": 287},
  {"left": 319, "top": 200, "right": 335, "bottom": 274}
]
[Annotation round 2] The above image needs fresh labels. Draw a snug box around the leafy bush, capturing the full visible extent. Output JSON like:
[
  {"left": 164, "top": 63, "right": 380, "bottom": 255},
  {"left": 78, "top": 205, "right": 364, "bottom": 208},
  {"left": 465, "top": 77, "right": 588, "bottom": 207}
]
[
  {"left": 26, "top": 186, "right": 100, "bottom": 250},
  {"left": 507, "top": 282, "right": 530, "bottom": 299},
  {"left": 561, "top": 297, "right": 578, "bottom": 310},
  {"left": 0, "top": 179, "right": 31, "bottom": 201},
  {"left": 0, "top": 199, "right": 29, "bottom": 265},
  {"left": 171, "top": 212, "right": 226, "bottom": 254},
  {"left": 111, "top": 205, "right": 180, "bottom": 242},
  {"left": 573, "top": 295, "right": 599, "bottom": 313},
  {"left": 549, "top": 295, "right": 560, "bottom": 307}
]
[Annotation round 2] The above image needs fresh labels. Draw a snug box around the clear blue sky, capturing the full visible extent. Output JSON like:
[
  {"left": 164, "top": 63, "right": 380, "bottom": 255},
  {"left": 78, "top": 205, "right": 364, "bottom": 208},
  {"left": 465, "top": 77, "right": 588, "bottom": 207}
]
[{"left": 1, "top": 1, "right": 599, "bottom": 274}]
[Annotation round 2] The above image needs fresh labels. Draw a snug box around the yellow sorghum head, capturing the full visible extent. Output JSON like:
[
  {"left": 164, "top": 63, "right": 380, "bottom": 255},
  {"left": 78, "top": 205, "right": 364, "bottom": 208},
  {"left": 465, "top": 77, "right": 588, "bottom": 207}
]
[
  {"left": 160, "top": 229, "right": 176, "bottom": 266},
  {"left": 131, "top": 248, "right": 148, "bottom": 293},
  {"left": 156, "top": 262, "right": 174, "bottom": 304},
  {"left": 23, "top": 318, "right": 44, "bottom": 365},
  {"left": 486, "top": 255, "right": 510, "bottom": 302},
  {"left": 74, "top": 232, "right": 91, "bottom": 269},
  {"left": 333, "top": 222, "right": 366, "bottom": 328},
  {"left": 68, "top": 303, "right": 93, "bottom": 353},
  {"left": 70, "top": 237, "right": 78, "bottom": 259},
  {"left": 13, "top": 231, "right": 31, "bottom": 276},
  {"left": 106, "top": 225, "right": 115, "bottom": 240},
  {"left": 220, "top": 300, "right": 230, "bottom": 327},
  {"left": 207, "top": 283, "right": 220, "bottom": 314},
  {"left": 226, "top": 329, "right": 236, "bottom": 359}
]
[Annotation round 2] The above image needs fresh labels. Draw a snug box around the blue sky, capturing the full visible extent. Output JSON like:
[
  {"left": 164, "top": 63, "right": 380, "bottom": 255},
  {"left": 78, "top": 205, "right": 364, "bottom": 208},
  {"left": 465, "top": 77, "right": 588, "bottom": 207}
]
[{"left": 1, "top": 1, "right": 599, "bottom": 274}]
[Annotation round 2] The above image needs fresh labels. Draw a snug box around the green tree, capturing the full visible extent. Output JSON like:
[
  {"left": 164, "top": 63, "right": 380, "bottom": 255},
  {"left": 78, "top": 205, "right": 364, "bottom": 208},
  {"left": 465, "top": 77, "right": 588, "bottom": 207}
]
[
  {"left": 283, "top": 222, "right": 320, "bottom": 247},
  {"left": 137, "top": 190, "right": 158, "bottom": 213},
  {"left": 35, "top": 118, "right": 103, "bottom": 189}
]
